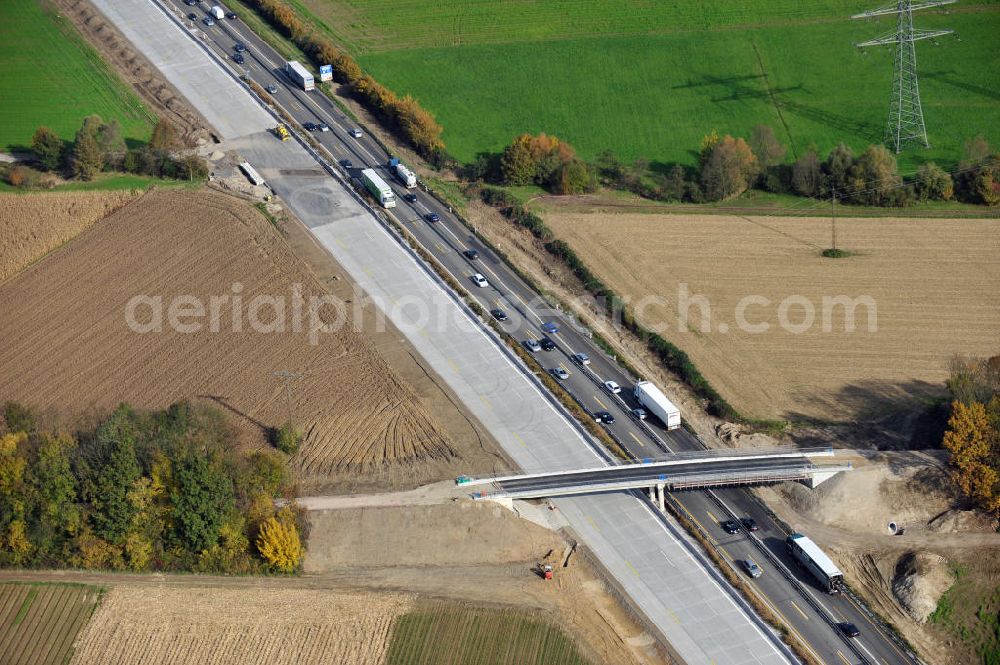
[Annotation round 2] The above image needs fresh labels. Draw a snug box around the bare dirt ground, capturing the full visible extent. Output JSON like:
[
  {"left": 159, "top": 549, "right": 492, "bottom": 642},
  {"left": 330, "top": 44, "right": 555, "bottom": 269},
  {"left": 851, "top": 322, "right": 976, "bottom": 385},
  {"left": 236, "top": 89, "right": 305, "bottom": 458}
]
[
  {"left": 0, "top": 190, "right": 140, "bottom": 283},
  {"left": 0, "top": 188, "right": 501, "bottom": 493},
  {"left": 57, "top": 0, "right": 210, "bottom": 145},
  {"left": 543, "top": 212, "right": 1000, "bottom": 423},
  {"left": 71, "top": 585, "right": 412, "bottom": 665},
  {"left": 293, "top": 496, "right": 661, "bottom": 665}
]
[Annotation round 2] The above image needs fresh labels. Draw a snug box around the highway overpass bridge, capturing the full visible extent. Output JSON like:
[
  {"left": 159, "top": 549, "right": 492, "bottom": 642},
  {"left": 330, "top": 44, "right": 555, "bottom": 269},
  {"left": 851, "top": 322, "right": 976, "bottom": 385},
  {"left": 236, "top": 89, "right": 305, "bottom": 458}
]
[{"left": 461, "top": 447, "right": 851, "bottom": 509}]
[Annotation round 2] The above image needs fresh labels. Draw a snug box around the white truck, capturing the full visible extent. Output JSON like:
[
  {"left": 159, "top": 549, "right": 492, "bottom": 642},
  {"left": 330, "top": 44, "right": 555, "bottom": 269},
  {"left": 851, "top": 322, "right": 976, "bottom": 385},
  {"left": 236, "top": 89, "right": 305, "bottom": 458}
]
[
  {"left": 361, "top": 169, "right": 396, "bottom": 208},
  {"left": 284, "top": 61, "right": 315, "bottom": 91},
  {"left": 633, "top": 380, "right": 681, "bottom": 430},
  {"left": 389, "top": 158, "right": 417, "bottom": 188},
  {"left": 209, "top": 6, "right": 225, "bottom": 19}
]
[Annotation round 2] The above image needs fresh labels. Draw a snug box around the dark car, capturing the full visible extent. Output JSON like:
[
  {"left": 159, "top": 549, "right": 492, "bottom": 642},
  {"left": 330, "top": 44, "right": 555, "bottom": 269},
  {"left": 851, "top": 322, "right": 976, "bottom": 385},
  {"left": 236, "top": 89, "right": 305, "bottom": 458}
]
[
  {"left": 234, "top": 42, "right": 246, "bottom": 53},
  {"left": 226, "top": 11, "right": 238, "bottom": 19},
  {"left": 265, "top": 84, "right": 278, "bottom": 94},
  {"left": 463, "top": 249, "right": 479, "bottom": 260},
  {"left": 425, "top": 212, "right": 440, "bottom": 223},
  {"left": 594, "top": 411, "right": 615, "bottom": 424},
  {"left": 541, "top": 322, "right": 559, "bottom": 334},
  {"left": 202, "top": 16, "right": 215, "bottom": 26},
  {"left": 721, "top": 519, "right": 740, "bottom": 534},
  {"left": 317, "top": 123, "right": 330, "bottom": 132},
  {"left": 187, "top": 12, "right": 198, "bottom": 20},
  {"left": 403, "top": 193, "right": 417, "bottom": 203},
  {"left": 303, "top": 122, "right": 317, "bottom": 131},
  {"left": 232, "top": 53, "right": 244, "bottom": 64},
  {"left": 741, "top": 517, "right": 759, "bottom": 532},
  {"left": 539, "top": 337, "right": 556, "bottom": 351},
  {"left": 839, "top": 622, "right": 861, "bottom": 638},
  {"left": 339, "top": 159, "right": 353, "bottom": 170},
  {"left": 184, "top": 0, "right": 196, "bottom": 5},
  {"left": 490, "top": 308, "right": 508, "bottom": 322}
]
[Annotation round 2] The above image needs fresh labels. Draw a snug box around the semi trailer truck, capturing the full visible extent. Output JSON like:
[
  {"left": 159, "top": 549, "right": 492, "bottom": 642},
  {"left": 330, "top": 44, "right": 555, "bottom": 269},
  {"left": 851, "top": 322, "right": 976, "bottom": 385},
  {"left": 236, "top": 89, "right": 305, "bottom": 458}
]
[
  {"left": 786, "top": 533, "right": 844, "bottom": 593},
  {"left": 388, "top": 158, "right": 417, "bottom": 188},
  {"left": 361, "top": 169, "right": 396, "bottom": 208},
  {"left": 285, "top": 61, "right": 314, "bottom": 91},
  {"left": 633, "top": 380, "right": 681, "bottom": 430}
]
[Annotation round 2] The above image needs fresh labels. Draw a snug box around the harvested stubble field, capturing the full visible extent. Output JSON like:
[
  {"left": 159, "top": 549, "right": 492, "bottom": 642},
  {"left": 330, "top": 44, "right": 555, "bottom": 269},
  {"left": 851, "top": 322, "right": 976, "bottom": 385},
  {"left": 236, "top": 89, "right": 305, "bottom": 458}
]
[
  {"left": 0, "top": 189, "right": 457, "bottom": 487},
  {"left": 0, "top": 583, "right": 102, "bottom": 665},
  {"left": 545, "top": 212, "right": 1000, "bottom": 422},
  {"left": 0, "top": 190, "right": 141, "bottom": 283},
  {"left": 70, "top": 586, "right": 413, "bottom": 665}
]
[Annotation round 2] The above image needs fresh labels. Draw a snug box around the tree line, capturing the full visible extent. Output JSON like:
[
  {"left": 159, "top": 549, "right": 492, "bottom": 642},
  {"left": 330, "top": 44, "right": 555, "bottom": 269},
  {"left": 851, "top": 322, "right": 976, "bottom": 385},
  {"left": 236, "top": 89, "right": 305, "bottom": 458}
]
[
  {"left": 4, "top": 117, "right": 207, "bottom": 189},
  {"left": 472, "top": 128, "right": 998, "bottom": 206},
  {"left": 0, "top": 402, "right": 303, "bottom": 574},
  {"left": 941, "top": 356, "right": 1000, "bottom": 516}
]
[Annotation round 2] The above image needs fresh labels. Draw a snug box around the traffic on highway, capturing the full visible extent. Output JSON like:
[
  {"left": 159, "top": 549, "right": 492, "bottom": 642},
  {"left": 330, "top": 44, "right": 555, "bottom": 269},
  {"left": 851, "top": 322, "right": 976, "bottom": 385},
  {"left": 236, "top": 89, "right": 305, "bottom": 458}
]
[{"left": 163, "top": 3, "right": 917, "bottom": 663}]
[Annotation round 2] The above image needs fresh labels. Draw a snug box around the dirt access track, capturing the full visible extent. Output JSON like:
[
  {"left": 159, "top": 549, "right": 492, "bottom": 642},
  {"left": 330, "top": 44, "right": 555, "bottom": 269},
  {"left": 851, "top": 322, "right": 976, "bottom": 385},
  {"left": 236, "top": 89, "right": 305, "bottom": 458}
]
[
  {"left": 0, "top": 188, "right": 502, "bottom": 493},
  {"left": 544, "top": 211, "right": 1000, "bottom": 422}
]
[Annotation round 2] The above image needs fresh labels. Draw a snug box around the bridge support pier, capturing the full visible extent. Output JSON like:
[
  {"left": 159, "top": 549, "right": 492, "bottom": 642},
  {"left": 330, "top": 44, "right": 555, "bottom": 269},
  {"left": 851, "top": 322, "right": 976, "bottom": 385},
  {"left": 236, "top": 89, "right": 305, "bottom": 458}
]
[{"left": 656, "top": 483, "right": 665, "bottom": 512}]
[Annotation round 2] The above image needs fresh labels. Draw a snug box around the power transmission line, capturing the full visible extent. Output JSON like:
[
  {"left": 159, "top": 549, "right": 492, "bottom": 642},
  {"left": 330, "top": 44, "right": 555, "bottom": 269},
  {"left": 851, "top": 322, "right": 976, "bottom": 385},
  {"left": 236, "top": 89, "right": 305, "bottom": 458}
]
[
  {"left": 852, "top": 1, "right": 957, "bottom": 153},
  {"left": 273, "top": 369, "right": 303, "bottom": 428}
]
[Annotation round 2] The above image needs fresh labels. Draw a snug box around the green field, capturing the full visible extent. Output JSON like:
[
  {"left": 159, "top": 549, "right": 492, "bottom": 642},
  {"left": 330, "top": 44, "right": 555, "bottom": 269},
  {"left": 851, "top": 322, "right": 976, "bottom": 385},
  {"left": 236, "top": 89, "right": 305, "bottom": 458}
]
[
  {"left": 294, "top": 0, "right": 1000, "bottom": 172},
  {"left": 0, "top": 0, "right": 156, "bottom": 152},
  {"left": 385, "top": 605, "right": 593, "bottom": 665},
  {"left": 0, "top": 582, "right": 102, "bottom": 665}
]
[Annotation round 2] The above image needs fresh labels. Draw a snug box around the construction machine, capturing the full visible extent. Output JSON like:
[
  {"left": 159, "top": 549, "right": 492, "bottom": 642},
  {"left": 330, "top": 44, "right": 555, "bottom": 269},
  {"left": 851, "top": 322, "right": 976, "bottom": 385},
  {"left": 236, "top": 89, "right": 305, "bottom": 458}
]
[{"left": 273, "top": 124, "right": 290, "bottom": 141}]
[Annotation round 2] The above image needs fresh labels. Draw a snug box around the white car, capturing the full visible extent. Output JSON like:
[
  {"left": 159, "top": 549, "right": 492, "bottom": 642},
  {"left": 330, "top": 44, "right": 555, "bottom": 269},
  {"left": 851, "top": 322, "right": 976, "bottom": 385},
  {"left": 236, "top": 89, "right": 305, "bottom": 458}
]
[
  {"left": 603, "top": 380, "right": 621, "bottom": 394},
  {"left": 633, "top": 408, "right": 647, "bottom": 420},
  {"left": 349, "top": 128, "right": 363, "bottom": 138},
  {"left": 523, "top": 339, "right": 542, "bottom": 353},
  {"left": 471, "top": 273, "right": 488, "bottom": 288},
  {"left": 550, "top": 367, "right": 569, "bottom": 380}
]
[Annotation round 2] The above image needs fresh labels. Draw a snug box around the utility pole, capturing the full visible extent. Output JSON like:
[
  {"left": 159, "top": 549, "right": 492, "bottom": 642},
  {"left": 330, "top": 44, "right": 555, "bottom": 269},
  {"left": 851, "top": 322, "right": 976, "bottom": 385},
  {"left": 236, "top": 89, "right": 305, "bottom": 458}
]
[
  {"left": 273, "top": 369, "right": 302, "bottom": 428},
  {"left": 852, "top": 1, "right": 956, "bottom": 153},
  {"left": 831, "top": 190, "right": 838, "bottom": 253}
]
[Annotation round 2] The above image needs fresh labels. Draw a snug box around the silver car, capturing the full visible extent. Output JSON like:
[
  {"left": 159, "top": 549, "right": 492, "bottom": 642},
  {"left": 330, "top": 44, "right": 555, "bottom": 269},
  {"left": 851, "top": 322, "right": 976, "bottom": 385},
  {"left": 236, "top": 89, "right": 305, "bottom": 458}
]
[{"left": 742, "top": 559, "right": 763, "bottom": 578}]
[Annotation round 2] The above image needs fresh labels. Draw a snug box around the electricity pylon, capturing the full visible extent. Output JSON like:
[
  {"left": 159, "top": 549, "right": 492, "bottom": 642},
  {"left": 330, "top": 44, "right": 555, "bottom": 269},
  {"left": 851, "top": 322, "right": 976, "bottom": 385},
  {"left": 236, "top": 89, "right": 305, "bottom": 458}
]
[{"left": 852, "top": 1, "right": 955, "bottom": 153}]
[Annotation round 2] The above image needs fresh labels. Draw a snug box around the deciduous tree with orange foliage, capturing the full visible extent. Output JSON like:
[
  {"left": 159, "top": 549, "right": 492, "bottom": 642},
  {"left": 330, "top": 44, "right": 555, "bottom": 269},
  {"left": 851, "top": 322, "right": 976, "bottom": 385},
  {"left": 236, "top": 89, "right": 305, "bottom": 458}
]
[{"left": 941, "top": 356, "right": 1000, "bottom": 514}]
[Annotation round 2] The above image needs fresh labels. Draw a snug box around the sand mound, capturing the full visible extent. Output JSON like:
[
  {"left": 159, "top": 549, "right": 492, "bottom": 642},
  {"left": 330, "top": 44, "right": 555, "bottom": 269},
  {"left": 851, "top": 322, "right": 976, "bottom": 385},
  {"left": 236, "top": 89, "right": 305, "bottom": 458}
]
[
  {"left": 892, "top": 552, "right": 955, "bottom": 623},
  {"left": 778, "top": 451, "right": 955, "bottom": 534}
]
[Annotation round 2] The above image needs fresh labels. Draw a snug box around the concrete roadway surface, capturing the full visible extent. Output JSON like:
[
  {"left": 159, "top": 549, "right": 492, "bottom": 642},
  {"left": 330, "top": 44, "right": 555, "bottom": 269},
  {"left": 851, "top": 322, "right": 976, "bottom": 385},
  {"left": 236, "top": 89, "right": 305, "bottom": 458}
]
[{"left": 152, "top": 4, "right": 912, "bottom": 663}]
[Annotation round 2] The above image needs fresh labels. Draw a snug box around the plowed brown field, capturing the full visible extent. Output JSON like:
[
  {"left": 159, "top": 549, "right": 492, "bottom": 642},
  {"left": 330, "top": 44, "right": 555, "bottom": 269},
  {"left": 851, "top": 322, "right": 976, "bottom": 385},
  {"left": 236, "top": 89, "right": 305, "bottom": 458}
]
[
  {"left": 0, "top": 190, "right": 141, "bottom": 283},
  {"left": 70, "top": 586, "right": 412, "bottom": 665},
  {"left": 545, "top": 212, "right": 1000, "bottom": 421},
  {"left": 0, "top": 189, "right": 455, "bottom": 482}
]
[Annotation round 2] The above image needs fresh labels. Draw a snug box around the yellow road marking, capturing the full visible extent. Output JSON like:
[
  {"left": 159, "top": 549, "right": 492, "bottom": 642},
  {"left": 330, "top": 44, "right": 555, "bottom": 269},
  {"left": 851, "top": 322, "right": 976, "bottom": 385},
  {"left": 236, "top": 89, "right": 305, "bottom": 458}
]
[
  {"left": 435, "top": 242, "right": 447, "bottom": 252},
  {"left": 585, "top": 516, "right": 600, "bottom": 533},
  {"left": 789, "top": 600, "right": 809, "bottom": 621},
  {"left": 623, "top": 560, "right": 640, "bottom": 578},
  {"left": 836, "top": 650, "right": 851, "bottom": 665},
  {"left": 512, "top": 433, "right": 527, "bottom": 448},
  {"left": 593, "top": 396, "right": 607, "bottom": 409},
  {"left": 706, "top": 510, "right": 719, "bottom": 524},
  {"left": 479, "top": 395, "right": 492, "bottom": 409},
  {"left": 628, "top": 431, "right": 645, "bottom": 447}
]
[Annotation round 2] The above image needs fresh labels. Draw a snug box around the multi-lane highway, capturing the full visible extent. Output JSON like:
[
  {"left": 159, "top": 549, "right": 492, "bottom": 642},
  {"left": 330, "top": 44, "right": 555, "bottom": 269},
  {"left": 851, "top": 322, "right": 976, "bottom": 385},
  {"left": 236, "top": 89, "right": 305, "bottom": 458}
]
[{"left": 150, "top": 4, "right": 916, "bottom": 663}]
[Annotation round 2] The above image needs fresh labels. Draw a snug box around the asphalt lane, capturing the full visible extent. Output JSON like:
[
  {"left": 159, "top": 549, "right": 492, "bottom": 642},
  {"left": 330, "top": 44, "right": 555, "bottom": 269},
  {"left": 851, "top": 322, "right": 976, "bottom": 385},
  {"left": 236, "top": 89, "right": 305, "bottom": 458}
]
[{"left": 164, "top": 6, "right": 914, "bottom": 663}]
